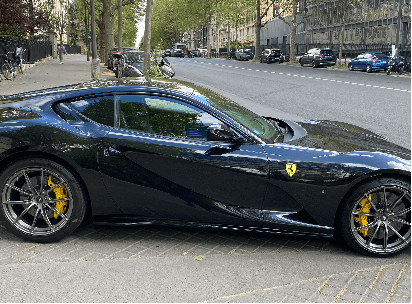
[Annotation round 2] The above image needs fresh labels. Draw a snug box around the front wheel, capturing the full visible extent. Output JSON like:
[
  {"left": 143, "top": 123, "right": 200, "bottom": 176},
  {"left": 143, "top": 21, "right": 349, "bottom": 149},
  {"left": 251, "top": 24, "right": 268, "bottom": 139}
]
[
  {"left": 337, "top": 177, "right": 411, "bottom": 257},
  {"left": 348, "top": 63, "right": 354, "bottom": 71},
  {"left": 2, "top": 63, "right": 15, "bottom": 80},
  {"left": 0, "top": 157, "right": 87, "bottom": 243},
  {"left": 398, "top": 67, "right": 403, "bottom": 75}
]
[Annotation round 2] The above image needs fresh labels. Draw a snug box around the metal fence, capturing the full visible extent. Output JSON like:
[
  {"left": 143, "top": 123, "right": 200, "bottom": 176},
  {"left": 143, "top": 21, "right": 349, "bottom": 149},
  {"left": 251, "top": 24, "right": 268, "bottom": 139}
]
[{"left": 0, "top": 36, "right": 81, "bottom": 67}]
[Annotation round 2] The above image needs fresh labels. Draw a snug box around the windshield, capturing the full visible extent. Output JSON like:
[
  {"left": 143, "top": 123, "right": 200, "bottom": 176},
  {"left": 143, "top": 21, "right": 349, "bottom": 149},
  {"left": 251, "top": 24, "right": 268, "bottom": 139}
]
[
  {"left": 125, "top": 52, "right": 143, "bottom": 62},
  {"left": 195, "top": 89, "right": 278, "bottom": 143}
]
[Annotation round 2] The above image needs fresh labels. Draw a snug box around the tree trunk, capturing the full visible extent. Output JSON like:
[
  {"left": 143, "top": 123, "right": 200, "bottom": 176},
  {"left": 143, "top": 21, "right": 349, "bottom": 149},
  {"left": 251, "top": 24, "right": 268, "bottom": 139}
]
[
  {"left": 118, "top": 0, "right": 123, "bottom": 53},
  {"left": 289, "top": 0, "right": 298, "bottom": 62},
  {"left": 143, "top": 0, "right": 153, "bottom": 76},
  {"left": 102, "top": 0, "right": 115, "bottom": 65},
  {"left": 254, "top": 0, "right": 261, "bottom": 61}
]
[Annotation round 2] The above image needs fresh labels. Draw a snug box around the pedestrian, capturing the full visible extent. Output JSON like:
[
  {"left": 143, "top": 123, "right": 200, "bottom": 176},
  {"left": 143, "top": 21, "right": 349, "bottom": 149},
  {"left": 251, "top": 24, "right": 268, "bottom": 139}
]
[{"left": 59, "top": 44, "right": 64, "bottom": 64}]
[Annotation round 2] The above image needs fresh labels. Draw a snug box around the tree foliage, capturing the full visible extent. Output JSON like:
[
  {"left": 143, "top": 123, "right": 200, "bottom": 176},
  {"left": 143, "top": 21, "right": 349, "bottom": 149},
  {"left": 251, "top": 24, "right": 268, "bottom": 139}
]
[{"left": 0, "top": 0, "right": 52, "bottom": 38}]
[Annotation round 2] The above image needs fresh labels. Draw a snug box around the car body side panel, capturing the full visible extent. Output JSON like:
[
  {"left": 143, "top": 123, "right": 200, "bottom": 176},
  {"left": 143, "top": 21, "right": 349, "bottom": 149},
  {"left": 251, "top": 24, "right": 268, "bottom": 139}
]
[{"left": 99, "top": 130, "right": 270, "bottom": 226}]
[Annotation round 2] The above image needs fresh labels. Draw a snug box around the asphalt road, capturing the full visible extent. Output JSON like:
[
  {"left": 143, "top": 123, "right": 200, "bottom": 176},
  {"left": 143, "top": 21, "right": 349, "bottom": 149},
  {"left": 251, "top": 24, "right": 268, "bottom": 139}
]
[
  {"left": 170, "top": 57, "right": 411, "bottom": 149},
  {"left": 0, "top": 55, "right": 410, "bottom": 303}
]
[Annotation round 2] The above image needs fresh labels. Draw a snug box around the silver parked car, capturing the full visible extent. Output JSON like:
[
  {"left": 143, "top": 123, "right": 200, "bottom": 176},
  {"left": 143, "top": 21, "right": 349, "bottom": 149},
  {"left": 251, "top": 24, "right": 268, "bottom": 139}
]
[{"left": 236, "top": 48, "right": 254, "bottom": 61}]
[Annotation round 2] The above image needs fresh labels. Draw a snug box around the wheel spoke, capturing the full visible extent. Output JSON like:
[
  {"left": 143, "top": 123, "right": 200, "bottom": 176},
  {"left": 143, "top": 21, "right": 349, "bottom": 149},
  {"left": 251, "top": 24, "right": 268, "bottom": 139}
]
[
  {"left": 352, "top": 211, "right": 378, "bottom": 217},
  {"left": 3, "top": 200, "right": 32, "bottom": 205},
  {"left": 383, "top": 223, "right": 389, "bottom": 251},
  {"left": 5, "top": 183, "right": 33, "bottom": 196},
  {"left": 388, "top": 223, "right": 407, "bottom": 242},
  {"left": 353, "top": 219, "right": 380, "bottom": 232},
  {"left": 46, "top": 204, "right": 68, "bottom": 221},
  {"left": 30, "top": 207, "right": 40, "bottom": 234},
  {"left": 383, "top": 187, "right": 388, "bottom": 211},
  {"left": 39, "top": 169, "right": 45, "bottom": 194},
  {"left": 393, "top": 218, "right": 411, "bottom": 226},
  {"left": 12, "top": 203, "right": 36, "bottom": 224},
  {"left": 40, "top": 208, "right": 55, "bottom": 233},
  {"left": 366, "top": 221, "right": 381, "bottom": 247},
  {"left": 23, "top": 170, "right": 38, "bottom": 196},
  {"left": 47, "top": 198, "right": 72, "bottom": 204},
  {"left": 392, "top": 207, "right": 411, "bottom": 217},
  {"left": 45, "top": 182, "right": 65, "bottom": 194},
  {"left": 389, "top": 191, "right": 407, "bottom": 210},
  {"left": 365, "top": 194, "right": 380, "bottom": 213}
]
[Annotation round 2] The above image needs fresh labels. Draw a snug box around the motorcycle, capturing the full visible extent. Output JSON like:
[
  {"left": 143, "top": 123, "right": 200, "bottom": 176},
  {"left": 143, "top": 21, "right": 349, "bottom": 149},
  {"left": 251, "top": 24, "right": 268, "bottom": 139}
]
[
  {"left": 387, "top": 51, "right": 405, "bottom": 75},
  {"left": 159, "top": 57, "right": 175, "bottom": 78}
]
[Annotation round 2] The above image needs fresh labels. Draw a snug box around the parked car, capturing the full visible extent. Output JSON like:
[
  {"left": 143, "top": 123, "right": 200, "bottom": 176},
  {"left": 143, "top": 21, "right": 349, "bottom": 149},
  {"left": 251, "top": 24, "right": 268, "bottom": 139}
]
[
  {"left": 0, "top": 79, "right": 410, "bottom": 258},
  {"left": 172, "top": 49, "right": 184, "bottom": 57},
  {"left": 118, "top": 51, "right": 144, "bottom": 77},
  {"left": 236, "top": 48, "right": 254, "bottom": 61},
  {"left": 188, "top": 50, "right": 201, "bottom": 58},
  {"left": 108, "top": 47, "right": 137, "bottom": 70},
  {"left": 348, "top": 52, "right": 390, "bottom": 73},
  {"left": 299, "top": 48, "right": 337, "bottom": 68},
  {"left": 260, "top": 48, "right": 284, "bottom": 64},
  {"left": 199, "top": 48, "right": 208, "bottom": 56},
  {"left": 163, "top": 49, "right": 172, "bottom": 57}
]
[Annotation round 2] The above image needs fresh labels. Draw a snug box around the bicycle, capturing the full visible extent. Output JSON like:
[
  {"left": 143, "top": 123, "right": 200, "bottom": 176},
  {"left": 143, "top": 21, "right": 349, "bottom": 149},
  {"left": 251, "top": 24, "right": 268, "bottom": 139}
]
[{"left": 1, "top": 52, "right": 17, "bottom": 80}]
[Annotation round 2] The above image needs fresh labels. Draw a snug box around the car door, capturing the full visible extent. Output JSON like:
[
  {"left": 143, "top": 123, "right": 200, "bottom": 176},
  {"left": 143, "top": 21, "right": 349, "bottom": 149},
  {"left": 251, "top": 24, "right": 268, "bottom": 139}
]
[{"left": 98, "top": 93, "right": 269, "bottom": 226}]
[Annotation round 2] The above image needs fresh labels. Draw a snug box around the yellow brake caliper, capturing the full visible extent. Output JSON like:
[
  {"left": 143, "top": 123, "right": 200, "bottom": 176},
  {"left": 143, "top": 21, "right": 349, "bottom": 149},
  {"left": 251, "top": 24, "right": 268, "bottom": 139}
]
[
  {"left": 354, "top": 194, "right": 372, "bottom": 237},
  {"left": 48, "top": 176, "right": 68, "bottom": 219}
]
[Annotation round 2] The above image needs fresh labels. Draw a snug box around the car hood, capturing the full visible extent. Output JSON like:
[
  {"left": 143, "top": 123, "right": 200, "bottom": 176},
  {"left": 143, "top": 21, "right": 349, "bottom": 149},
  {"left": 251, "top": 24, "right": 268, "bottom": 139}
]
[{"left": 272, "top": 118, "right": 410, "bottom": 160}]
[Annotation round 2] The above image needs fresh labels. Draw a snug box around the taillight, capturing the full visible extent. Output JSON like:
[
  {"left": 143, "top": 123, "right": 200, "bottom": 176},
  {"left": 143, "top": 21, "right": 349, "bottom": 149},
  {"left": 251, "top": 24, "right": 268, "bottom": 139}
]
[
  {"left": 371, "top": 59, "right": 376, "bottom": 63},
  {"left": 332, "top": 55, "right": 336, "bottom": 58},
  {"left": 317, "top": 55, "right": 324, "bottom": 58}
]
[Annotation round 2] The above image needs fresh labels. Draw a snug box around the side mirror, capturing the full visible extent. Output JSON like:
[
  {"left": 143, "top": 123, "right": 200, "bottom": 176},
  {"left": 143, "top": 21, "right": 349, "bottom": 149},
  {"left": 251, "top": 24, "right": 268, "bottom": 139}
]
[{"left": 207, "top": 124, "right": 243, "bottom": 143}]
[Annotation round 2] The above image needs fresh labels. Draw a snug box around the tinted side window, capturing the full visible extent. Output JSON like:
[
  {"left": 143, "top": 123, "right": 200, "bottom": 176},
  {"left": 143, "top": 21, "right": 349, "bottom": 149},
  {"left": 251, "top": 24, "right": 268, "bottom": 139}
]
[
  {"left": 116, "top": 95, "right": 223, "bottom": 139},
  {"left": 61, "top": 95, "right": 115, "bottom": 126}
]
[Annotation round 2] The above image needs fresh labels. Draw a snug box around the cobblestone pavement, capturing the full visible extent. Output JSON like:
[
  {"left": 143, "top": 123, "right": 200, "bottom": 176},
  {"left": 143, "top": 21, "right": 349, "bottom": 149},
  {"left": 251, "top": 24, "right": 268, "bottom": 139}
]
[{"left": 0, "top": 220, "right": 410, "bottom": 303}]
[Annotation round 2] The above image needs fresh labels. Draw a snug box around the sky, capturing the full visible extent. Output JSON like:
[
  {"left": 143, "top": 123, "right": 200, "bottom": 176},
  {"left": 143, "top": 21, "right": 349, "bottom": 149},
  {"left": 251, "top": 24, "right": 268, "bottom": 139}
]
[{"left": 135, "top": 20, "right": 145, "bottom": 48}]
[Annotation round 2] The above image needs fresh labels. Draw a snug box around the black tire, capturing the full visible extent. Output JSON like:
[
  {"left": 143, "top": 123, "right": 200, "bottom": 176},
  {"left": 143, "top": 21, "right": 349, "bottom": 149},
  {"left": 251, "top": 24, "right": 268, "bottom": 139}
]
[
  {"left": 312, "top": 60, "right": 317, "bottom": 68},
  {"left": 398, "top": 67, "right": 403, "bottom": 75},
  {"left": 299, "top": 58, "right": 304, "bottom": 66},
  {"left": 266, "top": 58, "right": 271, "bottom": 64},
  {"left": 386, "top": 67, "right": 391, "bottom": 75},
  {"left": 366, "top": 64, "right": 372, "bottom": 73},
  {"left": 0, "top": 157, "right": 87, "bottom": 243},
  {"left": 260, "top": 57, "right": 262, "bottom": 63},
  {"left": 337, "top": 177, "right": 411, "bottom": 257},
  {"left": 348, "top": 63, "right": 353, "bottom": 71},
  {"left": 2, "top": 62, "right": 14, "bottom": 80}
]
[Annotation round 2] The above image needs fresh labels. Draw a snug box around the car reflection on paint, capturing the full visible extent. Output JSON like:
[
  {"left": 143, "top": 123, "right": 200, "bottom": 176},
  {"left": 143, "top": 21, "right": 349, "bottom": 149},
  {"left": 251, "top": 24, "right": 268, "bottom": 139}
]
[{"left": 0, "top": 78, "right": 410, "bottom": 258}]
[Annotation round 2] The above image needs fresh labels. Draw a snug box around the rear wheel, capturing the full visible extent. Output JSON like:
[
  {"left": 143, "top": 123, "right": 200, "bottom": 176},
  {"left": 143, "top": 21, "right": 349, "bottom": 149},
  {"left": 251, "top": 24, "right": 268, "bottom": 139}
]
[
  {"left": 337, "top": 177, "right": 411, "bottom": 257},
  {"left": 0, "top": 157, "right": 87, "bottom": 243},
  {"left": 312, "top": 60, "right": 317, "bottom": 68},
  {"left": 398, "top": 67, "right": 403, "bottom": 75}
]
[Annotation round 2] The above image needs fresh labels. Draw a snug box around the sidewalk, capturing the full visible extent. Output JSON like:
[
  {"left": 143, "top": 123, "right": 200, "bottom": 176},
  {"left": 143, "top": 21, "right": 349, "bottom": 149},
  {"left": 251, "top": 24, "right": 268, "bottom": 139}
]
[{"left": 0, "top": 54, "right": 114, "bottom": 96}]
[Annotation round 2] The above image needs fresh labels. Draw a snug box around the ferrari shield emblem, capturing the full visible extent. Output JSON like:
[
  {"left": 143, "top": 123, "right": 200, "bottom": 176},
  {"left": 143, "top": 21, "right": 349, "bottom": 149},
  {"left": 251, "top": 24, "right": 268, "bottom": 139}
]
[{"left": 286, "top": 164, "right": 297, "bottom": 177}]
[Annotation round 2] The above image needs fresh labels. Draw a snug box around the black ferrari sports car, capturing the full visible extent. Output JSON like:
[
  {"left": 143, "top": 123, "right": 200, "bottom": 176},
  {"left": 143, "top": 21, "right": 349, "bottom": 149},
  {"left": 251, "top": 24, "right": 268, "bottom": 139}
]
[{"left": 0, "top": 79, "right": 410, "bottom": 257}]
